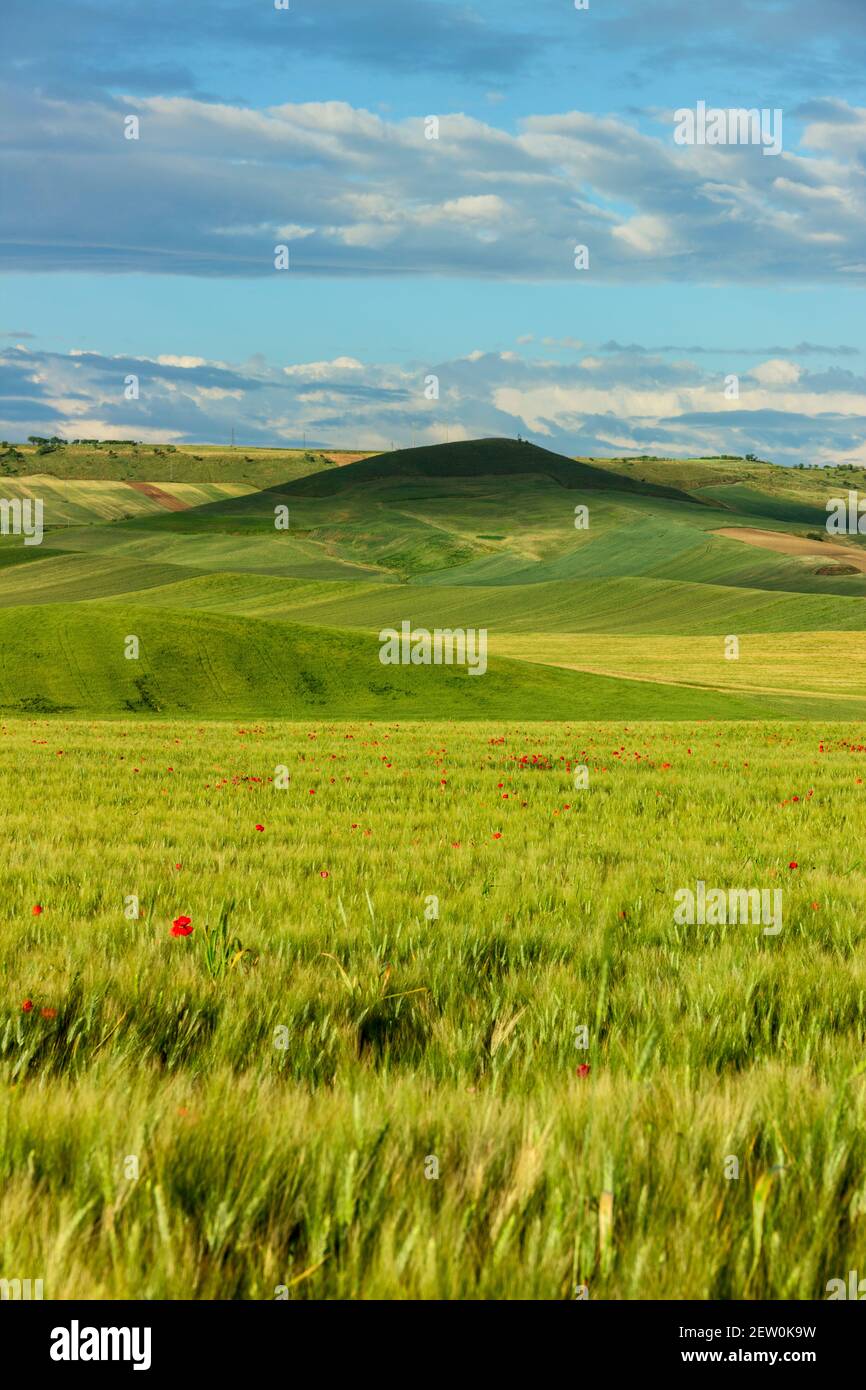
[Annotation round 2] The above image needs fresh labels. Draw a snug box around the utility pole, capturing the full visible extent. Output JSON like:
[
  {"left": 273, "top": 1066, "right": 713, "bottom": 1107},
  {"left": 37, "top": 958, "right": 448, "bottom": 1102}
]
[{"left": 231, "top": 426, "right": 235, "bottom": 449}]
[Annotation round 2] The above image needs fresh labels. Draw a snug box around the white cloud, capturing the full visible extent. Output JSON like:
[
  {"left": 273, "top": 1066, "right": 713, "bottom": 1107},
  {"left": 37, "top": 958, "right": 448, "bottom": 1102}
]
[
  {"left": 282, "top": 357, "right": 364, "bottom": 378},
  {"left": 4, "top": 89, "right": 865, "bottom": 284},
  {"left": 612, "top": 215, "right": 674, "bottom": 256},
  {"left": 4, "top": 341, "right": 866, "bottom": 470},
  {"left": 750, "top": 359, "right": 802, "bottom": 386}
]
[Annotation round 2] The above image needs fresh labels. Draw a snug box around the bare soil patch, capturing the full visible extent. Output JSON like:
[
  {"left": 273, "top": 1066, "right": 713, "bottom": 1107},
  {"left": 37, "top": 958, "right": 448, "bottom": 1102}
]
[
  {"left": 125, "top": 481, "right": 190, "bottom": 512},
  {"left": 321, "top": 452, "right": 374, "bottom": 467},
  {"left": 712, "top": 526, "right": 866, "bottom": 573}
]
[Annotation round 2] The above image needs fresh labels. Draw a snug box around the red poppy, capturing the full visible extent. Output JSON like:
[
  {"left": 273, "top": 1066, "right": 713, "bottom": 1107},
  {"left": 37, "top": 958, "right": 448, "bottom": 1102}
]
[
  {"left": 576, "top": 1063, "right": 591, "bottom": 1078},
  {"left": 255, "top": 824, "right": 265, "bottom": 832},
  {"left": 788, "top": 861, "right": 798, "bottom": 870},
  {"left": 21, "top": 999, "right": 33, "bottom": 1013},
  {"left": 320, "top": 870, "right": 329, "bottom": 879},
  {"left": 171, "top": 916, "right": 193, "bottom": 937},
  {"left": 40, "top": 1007, "right": 57, "bottom": 1019},
  {"left": 32, "top": 904, "right": 43, "bottom": 916},
  {"left": 492, "top": 832, "right": 502, "bottom": 839}
]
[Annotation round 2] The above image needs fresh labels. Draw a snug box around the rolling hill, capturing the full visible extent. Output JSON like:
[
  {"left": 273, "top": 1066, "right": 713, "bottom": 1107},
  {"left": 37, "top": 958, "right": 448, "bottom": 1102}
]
[
  {"left": 0, "top": 437, "right": 862, "bottom": 718},
  {"left": 276, "top": 436, "right": 707, "bottom": 505}
]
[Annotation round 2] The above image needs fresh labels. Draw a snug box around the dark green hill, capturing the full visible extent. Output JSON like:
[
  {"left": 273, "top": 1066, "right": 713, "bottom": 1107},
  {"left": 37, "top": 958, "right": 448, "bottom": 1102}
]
[{"left": 276, "top": 438, "right": 704, "bottom": 504}]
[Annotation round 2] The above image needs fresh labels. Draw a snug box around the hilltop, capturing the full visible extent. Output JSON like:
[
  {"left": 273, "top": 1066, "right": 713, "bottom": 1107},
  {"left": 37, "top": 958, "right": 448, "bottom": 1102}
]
[{"left": 278, "top": 437, "right": 702, "bottom": 504}]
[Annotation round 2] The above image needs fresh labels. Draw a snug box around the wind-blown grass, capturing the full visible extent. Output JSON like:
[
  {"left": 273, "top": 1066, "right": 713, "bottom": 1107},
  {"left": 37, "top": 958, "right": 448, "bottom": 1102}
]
[{"left": 2, "top": 717, "right": 866, "bottom": 1298}]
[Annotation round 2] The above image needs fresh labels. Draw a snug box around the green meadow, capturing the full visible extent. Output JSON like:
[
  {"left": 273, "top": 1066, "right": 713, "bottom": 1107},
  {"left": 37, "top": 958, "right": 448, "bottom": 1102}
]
[
  {"left": 2, "top": 717, "right": 866, "bottom": 1299},
  {"left": 1, "top": 439, "right": 864, "bottom": 1299},
  {"left": 1, "top": 440, "right": 369, "bottom": 488},
  {"left": 1, "top": 437, "right": 865, "bottom": 719}
]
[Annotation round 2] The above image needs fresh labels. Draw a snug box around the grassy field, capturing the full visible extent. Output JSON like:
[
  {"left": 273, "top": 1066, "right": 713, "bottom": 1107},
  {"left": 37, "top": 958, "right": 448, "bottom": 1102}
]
[
  {"left": 1, "top": 438, "right": 865, "bottom": 717},
  {"left": 1, "top": 440, "right": 864, "bottom": 1301},
  {"left": 1, "top": 442, "right": 373, "bottom": 487},
  {"left": 2, "top": 716, "right": 866, "bottom": 1299},
  {"left": 490, "top": 632, "right": 866, "bottom": 704}
]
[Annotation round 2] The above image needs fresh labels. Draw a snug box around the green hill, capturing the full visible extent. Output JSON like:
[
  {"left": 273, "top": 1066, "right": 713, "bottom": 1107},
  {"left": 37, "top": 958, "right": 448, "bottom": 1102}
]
[
  {"left": 1, "top": 437, "right": 862, "bottom": 718},
  {"left": 277, "top": 437, "right": 704, "bottom": 504},
  {"left": 101, "top": 570, "right": 866, "bottom": 636},
  {"left": 1, "top": 442, "right": 370, "bottom": 487},
  {"left": 0, "top": 603, "right": 808, "bottom": 720}
]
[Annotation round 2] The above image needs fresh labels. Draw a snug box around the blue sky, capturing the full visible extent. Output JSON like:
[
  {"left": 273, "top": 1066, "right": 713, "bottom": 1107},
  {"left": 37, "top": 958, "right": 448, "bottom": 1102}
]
[{"left": 1, "top": 0, "right": 865, "bottom": 462}]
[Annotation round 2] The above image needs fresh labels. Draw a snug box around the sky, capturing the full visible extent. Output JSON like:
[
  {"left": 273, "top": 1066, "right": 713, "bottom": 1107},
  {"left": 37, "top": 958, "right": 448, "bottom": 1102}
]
[{"left": 1, "top": 0, "right": 865, "bottom": 463}]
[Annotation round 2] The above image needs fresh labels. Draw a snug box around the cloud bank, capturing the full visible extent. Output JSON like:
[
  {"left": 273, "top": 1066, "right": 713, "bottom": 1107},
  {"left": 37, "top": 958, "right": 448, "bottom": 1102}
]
[
  {"left": 2, "top": 91, "right": 865, "bottom": 283},
  {"left": 4, "top": 341, "right": 866, "bottom": 467}
]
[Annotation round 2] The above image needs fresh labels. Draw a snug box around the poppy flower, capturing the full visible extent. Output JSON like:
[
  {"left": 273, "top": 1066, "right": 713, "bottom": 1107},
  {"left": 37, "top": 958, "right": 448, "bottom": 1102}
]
[
  {"left": 40, "top": 1007, "right": 56, "bottom": 1019},
  {"left": 492, "top": 832, "right": 502, "bottom": 839},
  {"left": 171, "top": 916, "right": 193, "bottom": 937},
  {"left": 21, "top": 999, "right": 33, "bottom": 1013},
  {"left": 32, "top": 904, "right": 43, "bottom": 916},
  {"left": 320, "top": 870, "right": 329, "bottom": 879},
  {"left": 255, "top": 824, "right": 265, "bottom": 832},
  {"left": 576, "top": 1063, "right": 591, "bottom": 1078},
  {"left": 788, "top": 861, "right": 798, "bottom": 870}
]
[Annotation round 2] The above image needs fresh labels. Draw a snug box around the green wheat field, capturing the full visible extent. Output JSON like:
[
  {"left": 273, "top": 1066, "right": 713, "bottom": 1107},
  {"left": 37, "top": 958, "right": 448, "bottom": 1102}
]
[{"left": 2, "top": 439, "right": 866, "bottom": 1299}]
